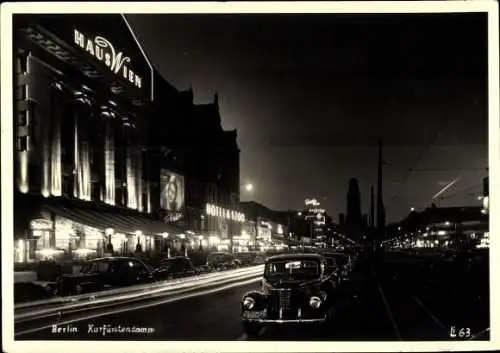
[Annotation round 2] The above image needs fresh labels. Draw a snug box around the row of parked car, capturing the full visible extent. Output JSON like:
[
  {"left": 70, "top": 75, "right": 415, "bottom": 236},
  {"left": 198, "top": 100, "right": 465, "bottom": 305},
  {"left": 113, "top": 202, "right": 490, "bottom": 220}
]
[{"left": 49, "top": 251, "right": 268, "bottom": 297}]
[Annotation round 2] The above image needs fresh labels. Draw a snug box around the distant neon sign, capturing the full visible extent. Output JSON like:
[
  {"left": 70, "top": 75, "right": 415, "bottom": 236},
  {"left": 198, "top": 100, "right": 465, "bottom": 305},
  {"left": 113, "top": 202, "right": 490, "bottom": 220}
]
[
  {"left": 74, "top": 29, "right": 143, "bottom": 89},
  {"left": 305, "top": 198, "right": 320, "bottom": 206}
]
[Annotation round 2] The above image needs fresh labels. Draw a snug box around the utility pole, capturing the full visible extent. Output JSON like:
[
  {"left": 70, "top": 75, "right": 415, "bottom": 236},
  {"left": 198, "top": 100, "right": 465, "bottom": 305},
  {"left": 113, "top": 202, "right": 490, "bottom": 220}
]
[
  {"left": 376, "top": 140, "right": 386, "bottom": 252},
  {"left": 370, "top": 186, "right": 375, "bottom": 228}
]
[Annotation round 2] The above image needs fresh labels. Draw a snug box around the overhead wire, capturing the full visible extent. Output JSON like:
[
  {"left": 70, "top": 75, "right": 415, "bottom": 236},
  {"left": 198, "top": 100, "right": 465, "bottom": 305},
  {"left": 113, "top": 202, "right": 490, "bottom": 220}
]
[
  {"left": 432, "top": 183, "right": 482, "bottom": 203},
  {"left": 387, "top": 115, "right": 450, "bottom": 210}
]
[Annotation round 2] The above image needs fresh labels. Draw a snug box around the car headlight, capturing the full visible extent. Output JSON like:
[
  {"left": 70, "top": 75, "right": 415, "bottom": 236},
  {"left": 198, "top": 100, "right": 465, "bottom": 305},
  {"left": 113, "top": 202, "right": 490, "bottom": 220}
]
[
  {"left": 243, "top": 296, "right": 256, "bottom": 310},
  {"left": 309, "top": 296, "right": 322, "bottom": 309}
]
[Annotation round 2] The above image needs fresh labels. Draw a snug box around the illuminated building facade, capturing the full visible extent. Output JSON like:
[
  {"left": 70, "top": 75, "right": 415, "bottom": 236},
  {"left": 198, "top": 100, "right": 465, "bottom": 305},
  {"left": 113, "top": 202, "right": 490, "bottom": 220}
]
[
  {"left": 392, "top": 205, "right": 488, "bottom": 250},
  {"left": 145, "top": 75, "right": 242, "bottom": 250},
  {"left": 13, "top": 14, "right": 184, "bottom": 263},
  {"left": 13, "top": 14, "right": 243, "bottom": 262},
  {"left": 291, "top": 199, "right": 334, "bottom": 247},
  {"left": 239, "top": 201, "right": 290, "bottom": 251}
]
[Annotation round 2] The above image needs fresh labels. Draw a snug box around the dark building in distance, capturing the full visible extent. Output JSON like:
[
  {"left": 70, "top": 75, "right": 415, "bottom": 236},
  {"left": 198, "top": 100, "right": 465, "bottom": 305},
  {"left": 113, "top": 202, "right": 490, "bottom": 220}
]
[
  {"left": 12, "top": 14, "right": 241, "bottom": 263},
  {"left": 338, "top": 213, "right": 345, "bottom": 226},
  {"left": 345, "top": 178, "right": 364, "bottom": 242}
]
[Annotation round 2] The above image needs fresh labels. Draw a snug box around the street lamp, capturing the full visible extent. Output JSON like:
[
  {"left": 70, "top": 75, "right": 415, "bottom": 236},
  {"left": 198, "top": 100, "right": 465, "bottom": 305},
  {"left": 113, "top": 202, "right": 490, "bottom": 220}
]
[{"left": 242, "top": 183, "right": 253, "bottom": 192}]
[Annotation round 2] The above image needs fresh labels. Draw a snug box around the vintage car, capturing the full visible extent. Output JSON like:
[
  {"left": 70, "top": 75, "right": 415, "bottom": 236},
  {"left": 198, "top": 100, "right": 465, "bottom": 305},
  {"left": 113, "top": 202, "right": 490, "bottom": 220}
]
[
  {"left": 321, "top": 252, "right": 352, "bottom": 279},
  {"left": 55, "top": 257, "right": 155, "bottom": 296},
  {"left": 152, "top": 256, "right": 198, "bottom": 281},
  {"left": 206, "top": 251, "right": 240, "bottom": 270},
  {"left": 240, "top": 253, "right": 336, "bottom": 337},
  {"left": 234, "top": 251, "right": 268, "bottom": 266}
]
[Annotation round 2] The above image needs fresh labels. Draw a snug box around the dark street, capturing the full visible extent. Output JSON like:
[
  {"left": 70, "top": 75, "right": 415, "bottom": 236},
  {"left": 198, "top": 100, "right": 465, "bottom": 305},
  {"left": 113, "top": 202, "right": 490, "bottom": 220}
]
[{"left": 16, "top": 251, "right": 489, "bottom": 341}]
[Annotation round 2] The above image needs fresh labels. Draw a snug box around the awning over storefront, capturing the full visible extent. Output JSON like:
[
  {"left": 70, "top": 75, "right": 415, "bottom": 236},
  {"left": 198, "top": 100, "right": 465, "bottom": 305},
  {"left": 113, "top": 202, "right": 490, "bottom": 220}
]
[
  {"left": 14, "top": 193, "right": 186, "bottom": 239},
  {"left": 42, "top": 203, "right": 185, "bottom": 238}
]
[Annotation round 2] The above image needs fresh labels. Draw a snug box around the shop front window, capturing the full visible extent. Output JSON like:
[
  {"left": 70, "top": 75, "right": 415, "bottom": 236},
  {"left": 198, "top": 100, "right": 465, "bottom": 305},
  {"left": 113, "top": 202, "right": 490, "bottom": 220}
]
[
  {"left": 55, "top": 237, "right": 70, "bottom": 250},
  {"left": 34, "top": 230, "right": 51, "bottom": 249},
  {"left": 150, "top": 237, "right": 155, "bottom": 252},
  {"left": 14, "top": 239, "right": 26, "bottom": 263},
  {"left": 86, "top": 237, "right": 99, "bottom": 250}
]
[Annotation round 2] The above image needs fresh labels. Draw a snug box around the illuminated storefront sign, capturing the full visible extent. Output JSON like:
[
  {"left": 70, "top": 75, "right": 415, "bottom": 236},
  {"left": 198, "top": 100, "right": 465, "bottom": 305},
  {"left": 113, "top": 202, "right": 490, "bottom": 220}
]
[
  {"left": 74, "top": 29, "right": 143, "bottom": 89},
  {"left": 305, "top": 198, "right": 320, "bottom": 207},
  {"left": 160, "top": 169, "right": 185, "bottom": 222},
  {"left": 206, "top": 203, "right": 245, "bottom": 223},
  {"left": 309, "top": 208, "right": 325, "bottom": 214}
]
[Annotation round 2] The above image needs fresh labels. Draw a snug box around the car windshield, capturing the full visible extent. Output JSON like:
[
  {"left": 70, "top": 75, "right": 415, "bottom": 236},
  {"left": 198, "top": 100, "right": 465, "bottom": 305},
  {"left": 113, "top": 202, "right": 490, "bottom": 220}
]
[
  {"left": 80, "top": 261, "right": 111, "bottom": 274},
  {"left": 264, "top": 259, "right": 319, "bottom": 280},
  {"left": 324, "top": 257, "right": 337, "bottom": 268},
  {"left": 159, "top": 259, "right": 177, "bottom": 267},
  {"left": 330, "top": 254, "right": 348, "bottom": 265}
]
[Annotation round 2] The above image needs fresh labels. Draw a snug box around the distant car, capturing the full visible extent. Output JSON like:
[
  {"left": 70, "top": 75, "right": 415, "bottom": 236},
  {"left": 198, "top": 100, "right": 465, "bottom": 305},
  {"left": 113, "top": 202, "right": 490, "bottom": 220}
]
[
  {"left": 206, "top": 252, "right": 240, "bottom": 270},
  {"left": 240, "top": 253, "right": 336, "bottom": 338},
  {"left": 55, "top": 257, "right": 155, "bottom": 296},
  {"left": 321, "top": 252, "right": 352, "bottom": 279},
  {"left": 252, "top": 253, "right": 267, "bottom": 265},
  {"left": 234, "top": 251, "right": 267, "bottom": 266},
  {"left": 152, "top": 256, "right": 198, "bottom": 281},
  {"left": 319, "top": 254, "right": 341, "bottom": 284},
  {"left": 233, "top": 252, "right": 256, "bottom": 266}
]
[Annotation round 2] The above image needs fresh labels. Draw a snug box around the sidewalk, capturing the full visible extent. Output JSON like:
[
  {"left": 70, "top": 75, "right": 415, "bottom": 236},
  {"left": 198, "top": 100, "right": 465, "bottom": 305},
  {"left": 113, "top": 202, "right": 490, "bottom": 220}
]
[
  {"left": 14, "top": 281, "right": 55, "bottom": 304},
  {"left": 14, "top": 270, "right": 57, "bottom": 304}
]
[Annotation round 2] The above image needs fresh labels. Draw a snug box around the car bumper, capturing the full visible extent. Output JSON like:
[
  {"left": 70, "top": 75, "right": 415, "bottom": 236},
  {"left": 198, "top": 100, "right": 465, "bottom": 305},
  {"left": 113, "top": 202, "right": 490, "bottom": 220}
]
[{"left": 242, "top": 316, "right": 326, "bottom": 324}]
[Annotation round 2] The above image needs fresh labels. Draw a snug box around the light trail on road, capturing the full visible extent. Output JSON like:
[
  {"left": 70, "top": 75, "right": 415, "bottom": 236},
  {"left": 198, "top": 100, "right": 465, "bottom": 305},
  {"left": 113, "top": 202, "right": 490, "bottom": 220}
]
[
  {"left": 16, "top": 276, "right": 261, "bottom": 337},
  {"left": 16, "top": 266, "right": 264, "bottom": 322}
]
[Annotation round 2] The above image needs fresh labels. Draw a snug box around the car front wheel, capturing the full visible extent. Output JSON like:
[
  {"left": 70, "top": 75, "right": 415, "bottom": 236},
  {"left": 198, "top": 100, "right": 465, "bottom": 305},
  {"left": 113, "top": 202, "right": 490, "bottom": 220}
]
[{"left": 243, "top": 322, "right": 261, "bottom": 339}]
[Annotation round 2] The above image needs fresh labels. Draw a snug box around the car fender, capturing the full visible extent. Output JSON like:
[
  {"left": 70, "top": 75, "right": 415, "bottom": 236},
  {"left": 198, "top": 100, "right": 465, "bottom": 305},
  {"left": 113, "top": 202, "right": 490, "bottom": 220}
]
[
  {"left": 241, "top": 290, "right": 266, "bottom": 302},
  {"left": 241, "top": 290, "right": 267, "bottom": 311}
]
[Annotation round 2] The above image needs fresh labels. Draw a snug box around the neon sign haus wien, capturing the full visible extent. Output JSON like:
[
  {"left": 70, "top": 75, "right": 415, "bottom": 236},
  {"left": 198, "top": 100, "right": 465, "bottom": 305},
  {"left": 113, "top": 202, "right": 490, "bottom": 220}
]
[{"left": 74, "top": 29, "right": 143, "bottom": 89}]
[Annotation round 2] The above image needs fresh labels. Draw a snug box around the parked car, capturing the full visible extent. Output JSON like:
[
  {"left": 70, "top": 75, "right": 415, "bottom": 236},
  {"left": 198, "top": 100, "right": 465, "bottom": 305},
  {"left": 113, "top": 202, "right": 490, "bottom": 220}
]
[
  {"left": 55, "top": 257, "right": 155, "bottom": 296},
  {"left": 240, "top": 253, "right": 336, "bottom": 338},
  {"left": 234, "top": 251, "right": 267, "bottom": 266},
  {"left": 152, "top": 256, "right": 198, "bottom": 281},
  {"left": 206, "top": 252, "right": 240, "bottom": 270},
  {"left": 319, "top": 254, "right": 341, "bottom": 285},
  {"left": 321, "top": 252, "right": 352, "bottom": 279},
  {"left": 233, "top": 252, "right": 257, "bottom": 266},
  {"left": 252, "top": 252, "right": 267, "bottom": 265}
]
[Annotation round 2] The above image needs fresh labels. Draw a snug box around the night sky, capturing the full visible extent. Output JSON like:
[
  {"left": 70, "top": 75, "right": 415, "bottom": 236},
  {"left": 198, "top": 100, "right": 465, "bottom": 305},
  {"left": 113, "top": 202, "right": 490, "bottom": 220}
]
[{"left": 126, "top": 12, "right": 488, "bottom": 223}]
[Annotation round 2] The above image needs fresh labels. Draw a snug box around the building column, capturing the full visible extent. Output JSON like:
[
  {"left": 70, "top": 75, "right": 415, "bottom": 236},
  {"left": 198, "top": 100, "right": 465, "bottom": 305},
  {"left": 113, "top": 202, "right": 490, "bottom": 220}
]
[
  {"left": 145, "top": 180, "right": 151, "bottom": 213},
  {"left": 40, "top": 87, "right": 53, "bottom": 198},
  {"left": 125, "top": 122, "right": 138, "bottom": 210},
  {"left": 124, "top": 124, "right": 132, "bottom": 208},
  {"left": 101, "top": 107, "right": 115, "bottom": 205},
  {"left": 136, "top": 148, "right": 143, "bottom": 212},
  {"left": 14, "top": 50, "right": 31, "bottom": 194},
  {"left": 74, "top": 92, "right": 92, "bottom": 201},
  {"left": 49, "top": 81, "right": 63, "bottom": 197}
]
